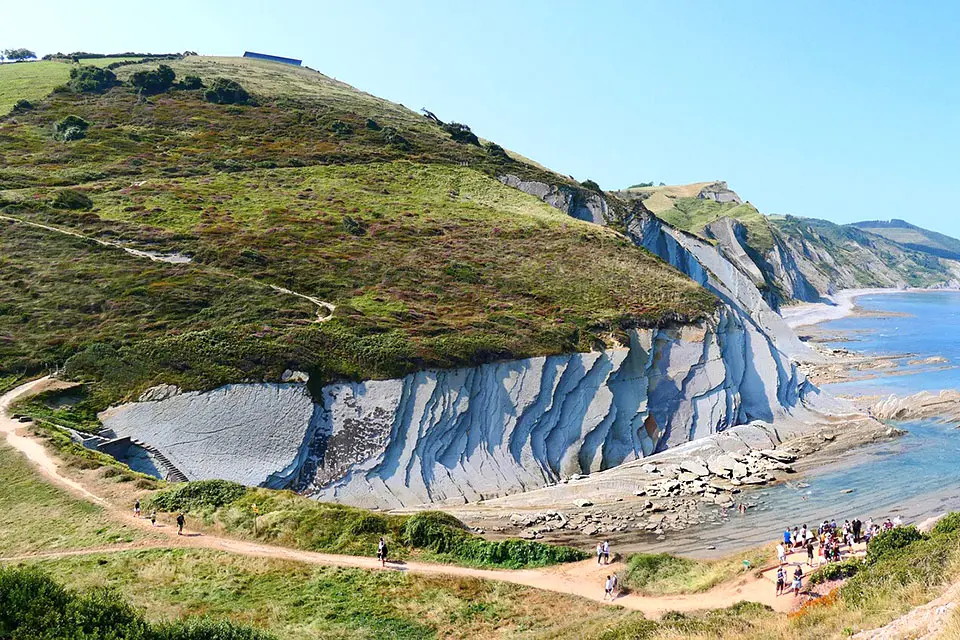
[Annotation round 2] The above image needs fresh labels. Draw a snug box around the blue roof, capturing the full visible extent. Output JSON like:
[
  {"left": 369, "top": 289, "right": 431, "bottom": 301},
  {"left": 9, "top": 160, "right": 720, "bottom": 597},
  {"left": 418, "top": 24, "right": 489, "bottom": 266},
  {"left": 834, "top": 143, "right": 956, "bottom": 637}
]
[{"left": 243, "top": 51, "right": 302, "bottom": 66}]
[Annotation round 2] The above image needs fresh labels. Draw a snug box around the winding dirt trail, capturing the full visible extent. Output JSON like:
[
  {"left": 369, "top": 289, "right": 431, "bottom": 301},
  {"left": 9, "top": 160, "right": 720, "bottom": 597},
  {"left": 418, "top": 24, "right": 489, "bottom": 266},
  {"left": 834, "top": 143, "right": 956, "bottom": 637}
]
[{"left": 1, "top": 378, "right": 794, "bottom": 617}]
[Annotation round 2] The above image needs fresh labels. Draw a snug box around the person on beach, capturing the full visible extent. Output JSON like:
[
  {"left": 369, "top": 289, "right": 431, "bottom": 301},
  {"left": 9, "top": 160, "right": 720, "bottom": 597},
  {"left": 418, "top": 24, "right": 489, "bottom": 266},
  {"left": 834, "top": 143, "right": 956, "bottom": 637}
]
[
  {"left": 377, "top": 537, "right": 388, "bottom": 567},
  {"left": 134, "top": 500, "right": 141, "bottom": 518},
  {"left": 602, "top": 540, "right": 610, "bottom": 564},
  {"left": 776, "top": 542, "right": 787, "bottom": 565},
  {"left": 776, "top": 567, "right": 786, "bottom": 596},
  {"left": 176, "top": 512, "right": 185, "bottom": 536},
  {"left": 852, "top": 518, "right": 862, "bottom": 543},
  {"left": 604, "top": 575, "right": 614, "bottom": 600},
  {"left": 783, "top": 528, "right": 791, "bottom": 546},
  {"left": 596, "top": 542, "right": 603, "bottom": 565}
]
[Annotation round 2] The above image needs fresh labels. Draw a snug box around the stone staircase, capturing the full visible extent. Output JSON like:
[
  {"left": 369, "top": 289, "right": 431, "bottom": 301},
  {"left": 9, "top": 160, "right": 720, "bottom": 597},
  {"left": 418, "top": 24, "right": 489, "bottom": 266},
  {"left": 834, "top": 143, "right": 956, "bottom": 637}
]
[{"left": 129, "top": 438, "right": 189, "bottom": 483}]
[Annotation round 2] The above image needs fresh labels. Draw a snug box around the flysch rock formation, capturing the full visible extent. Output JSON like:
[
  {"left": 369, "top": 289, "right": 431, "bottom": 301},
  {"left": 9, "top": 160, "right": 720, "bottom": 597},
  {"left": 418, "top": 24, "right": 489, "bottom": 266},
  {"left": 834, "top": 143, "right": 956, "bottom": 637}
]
[
  {"left": 99, "top": 383, "right": 321, "bottom": 488},
  {"left": 98, "top": 175, "right": 844, "bottom": 511}
]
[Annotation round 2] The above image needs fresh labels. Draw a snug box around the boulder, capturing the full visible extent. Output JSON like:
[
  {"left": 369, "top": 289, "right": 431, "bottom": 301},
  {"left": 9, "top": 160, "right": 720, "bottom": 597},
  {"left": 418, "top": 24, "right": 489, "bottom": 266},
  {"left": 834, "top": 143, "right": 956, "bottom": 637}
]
[{"left": 679, "top": 460, "right": 710, "bottom": 477}]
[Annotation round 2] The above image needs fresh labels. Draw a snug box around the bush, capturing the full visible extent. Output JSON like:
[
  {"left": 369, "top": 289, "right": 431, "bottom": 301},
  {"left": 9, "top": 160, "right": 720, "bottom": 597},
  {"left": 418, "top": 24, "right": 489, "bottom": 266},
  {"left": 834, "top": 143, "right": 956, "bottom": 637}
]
[
  {"left": 443, "top": 121, "right": 480, "bottom": 145},
  {"left": 150, "top": 479, "right": 247, "bottom": 512},
  {"left": 130, "top": 64, "right": 176, "bottom": 95},
  {"left": 365, "top": 118, "right": 381, "bottom": 130},
  {"left": 624, "top": 553, "right": 696, "bottom": 590},
  {"left": 581, "top": 179, "right": 602, "bottom": 192},
  {"left": 153, "top": 618, "right": 275, "bottom": 640},
  {"left": 68, "top": 65, "right": 118, "bottom": 93},
  {"left": 51, "top": 189, "right": 93, "bottom": 210},
  {"left": 866, "top": 526, "right": 924, "bottom": 564},
  {"left": 54, "top": 114, "right": 91, "bottom": 142},
  {"left": 11, "top": 99, "right": 32, "bottom": 113},
  {"left": 932, "top": 512, "right": 960, "bottom": 536},
  {"left": 485, "top": 142, "right": 511, "bottom": 161},
  {"left": 381, "top": 126, "right": 410, "bottom": 150},
  {"left": 180, "top": 75, "right": 204, "bottom": 90},
  {"left": 205, "top": 78, "right": 251, "bottom": 105},
  {"left": 809, "top": 557, "right": 862, "bottom": 585},
  {"left": 401, "top": 511, "right": 585, "bottom": 568},
  {"left": 331, "top": 119, "right": 353, "bottom": 135}
]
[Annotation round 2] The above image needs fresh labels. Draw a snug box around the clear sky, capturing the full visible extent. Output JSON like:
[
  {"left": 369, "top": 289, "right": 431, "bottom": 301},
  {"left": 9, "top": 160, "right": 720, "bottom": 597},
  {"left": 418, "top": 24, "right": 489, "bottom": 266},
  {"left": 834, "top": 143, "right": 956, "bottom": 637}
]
[{"left": 5, "top": 1, "right": 960, "bottom": 235}]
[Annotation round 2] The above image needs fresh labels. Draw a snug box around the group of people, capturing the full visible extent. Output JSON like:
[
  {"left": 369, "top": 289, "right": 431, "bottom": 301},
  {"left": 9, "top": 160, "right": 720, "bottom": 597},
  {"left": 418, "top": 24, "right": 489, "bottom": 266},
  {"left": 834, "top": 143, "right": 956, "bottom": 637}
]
[
  {"left": 596, "top": 540, "right": 612, "bottom": 564},
  {"left": 774, "top": 514, "right": 907, "bottom": 597},
  {"left": 133, "top": 500, "right": 185, "bottom": 534}
]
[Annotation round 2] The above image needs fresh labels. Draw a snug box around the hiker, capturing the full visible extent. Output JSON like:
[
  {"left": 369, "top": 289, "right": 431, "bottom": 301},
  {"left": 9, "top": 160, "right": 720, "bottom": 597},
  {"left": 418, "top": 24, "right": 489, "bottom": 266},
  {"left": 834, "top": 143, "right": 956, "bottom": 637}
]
[
  {"left": 852, "top": 518, "right": 862, "bottom": 543},
  {"left": 792, "top": 572, "right": 802, "bottom": 597},
  {"left": 596, "top": 542, "right": 603, "bottom": 565},
  {"left": 776, "top": 542, "right": 786, "bottom": 566},
  {"left": 377, "top": 537, "right": 388, "bottom": 568},
  {"left": 775, "top": 567, "right": 785, "bottom": 596},
  {"left": 603, "top": 575, "right": 614, "bottom": 600},
  {"left": 602, "top": 540, "right": 610, "bottom": 565},
  {"left": 611, "top": 572, "right": 620, "bottom": 598},
  {"left": 176, "top": 512, "right": 185, "bottom": 536},
  {"left": 150, "top": 510, "right": 157, "bottom": 527},
  {"left": 806, "top": 539, "right": 815, "bottom": 566},
  {"left": 134, "top": 500, "right": 141, "bottom": 518},
  {"left": 783, "top": 527, "right": 791, "bottom": 546}
]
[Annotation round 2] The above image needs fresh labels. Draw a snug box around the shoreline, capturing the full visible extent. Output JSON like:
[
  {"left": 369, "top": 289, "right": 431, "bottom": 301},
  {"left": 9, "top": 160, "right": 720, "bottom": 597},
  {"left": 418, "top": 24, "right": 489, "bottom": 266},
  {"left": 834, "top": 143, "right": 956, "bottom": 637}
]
[{"left": 781, "top": 286, "right": 960, "bottom": 329}]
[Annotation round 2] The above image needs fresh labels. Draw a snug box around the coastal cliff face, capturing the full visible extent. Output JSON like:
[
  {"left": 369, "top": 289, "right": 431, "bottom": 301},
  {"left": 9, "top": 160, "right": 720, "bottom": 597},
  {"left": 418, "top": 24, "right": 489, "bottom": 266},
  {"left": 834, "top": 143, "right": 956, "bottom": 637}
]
[
  {"left": 100, "top": 310, "right": 814, "bottom": 509},
  {"left": 99, "top": 175, "right": 822, "bottom": 509}
]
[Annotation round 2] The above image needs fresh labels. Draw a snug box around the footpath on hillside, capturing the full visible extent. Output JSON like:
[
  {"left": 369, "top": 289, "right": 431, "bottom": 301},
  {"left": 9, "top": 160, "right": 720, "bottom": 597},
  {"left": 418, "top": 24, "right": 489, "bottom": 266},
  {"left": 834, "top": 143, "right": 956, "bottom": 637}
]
[{"left": 0, "top": 377, "right": 798, "bottom": 617}]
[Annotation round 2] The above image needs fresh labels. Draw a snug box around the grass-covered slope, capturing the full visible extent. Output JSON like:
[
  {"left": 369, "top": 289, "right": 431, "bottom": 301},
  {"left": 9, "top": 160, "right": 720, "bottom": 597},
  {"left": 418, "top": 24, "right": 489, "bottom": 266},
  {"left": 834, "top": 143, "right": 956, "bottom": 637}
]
[
  {"left": 0, "top": 56, "right": 715, "bottom": 403},
  {"left": 854, "top": 218, "right": 960, "bottom": 260}
]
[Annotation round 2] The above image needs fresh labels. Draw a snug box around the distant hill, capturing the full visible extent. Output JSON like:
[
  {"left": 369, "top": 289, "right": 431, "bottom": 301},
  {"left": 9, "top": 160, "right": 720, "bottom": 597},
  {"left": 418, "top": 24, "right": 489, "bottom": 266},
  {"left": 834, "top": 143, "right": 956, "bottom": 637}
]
[
  {"left": 853, "top": 219, "right": 960, "bottom": 260},
  {"left": 618, "top": 182, "right": 960, "bottom": 307}
]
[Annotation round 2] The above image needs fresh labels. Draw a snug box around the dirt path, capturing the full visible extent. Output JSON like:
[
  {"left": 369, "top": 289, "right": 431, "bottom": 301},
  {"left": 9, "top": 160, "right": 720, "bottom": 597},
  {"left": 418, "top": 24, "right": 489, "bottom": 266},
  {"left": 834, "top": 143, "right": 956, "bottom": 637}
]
[{"left": 1, "top": 378, "right": 795, "bottom": 617}]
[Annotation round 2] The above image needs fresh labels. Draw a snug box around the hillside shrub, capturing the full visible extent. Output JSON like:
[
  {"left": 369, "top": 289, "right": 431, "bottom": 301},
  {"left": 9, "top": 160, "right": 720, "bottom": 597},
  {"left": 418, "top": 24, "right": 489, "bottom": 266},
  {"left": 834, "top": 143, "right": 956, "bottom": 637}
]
[
  {"left": 68, "top": 65, "right": 118, "bottom": 93},
  {"left": 331, "top": 119, "right": 353, "bottom": 135},
  {"left": 179, "top": 75, "right": 204, "bottom": 90},
  {"left": 205, "top": 78, "right": 250, "bottom": 105},
  {"left": 932, "top": 512, "right": 960, "bottom": 536},
  {"left": 149, "top": 479, "right": 247, "bottom": 511},
  {"left": 381, "top": 126, "right": 410, "bottom": 149},
  {"left": 401, "top": 511, "right": 585, "bottom": 568},
  {"left": 443, "top": 121, "right": 480, "bottom": 145},
  {"left": 153, "top": 618, "right": 275, "bottom": 640},
  {"left": 624, "top": 553, "right": 696, "bottom": 590},
  {"left": 809, "top": 557, "right": 862, "bottom": 585},
  {"left": 51, "top": 189, "right": 93, "bottom": 210},
  {"left": 54, "top": 114, "right": 91, "bottom": 142},
  {"left": 130, "top": 64, "right": 176, "bottom": 95},
  {"left": 11, "top": 99, "right": 32, "bottom": 113},
  {"left": 581, "top": 179, "right": 602, "bottom": 192},
  {"left": 865, "top": 526, "right": 923, "bottom": 564},
  {"left": 365, "top": 118, "right": 381, "bottom": 130},
  {"left": 485, "top": 142, "right": 511, "bottom": 161}
]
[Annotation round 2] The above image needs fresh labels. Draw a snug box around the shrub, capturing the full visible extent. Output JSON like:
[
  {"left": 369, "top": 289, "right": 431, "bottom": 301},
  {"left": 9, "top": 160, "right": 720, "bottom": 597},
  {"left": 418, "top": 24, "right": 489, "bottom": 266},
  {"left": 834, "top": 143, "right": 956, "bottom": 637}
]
[
  {"left": 342, "top": 215, "right": 366, "bottom": 236},
  {"left": 11, "top": 99, "right": 32, "bottom": 113},
  {"left": 932, "top": 512, "right": 960, "bottom": 536},
  {"left": 443, "top": 121, "right": 480, "bottom": 145},
  {"left": 485, "top": 142, "right": 511, "bottom": 161},
  {"left": 331, "top": 119, "right": 353, "bottom": 135},
  {"left": 180, "top": 75, "right": 204, "bottom": 90},
  {"left": 130, "top": 64, "right": 176, "bottom": 95},
  {"left": 624, "top": 553, "right": 696, "bottom": 590},
  {"left": 68, "top": 65, "right": 118, "bottom": 93},
  {"left": 150, "top": 479, "right": 247, "bottom": 512},
  {"left": 153, "top": 618, "right": 275, "bottom": 640},
  {"left": 581, "top": 179, "right": 602, "bottom": 192},
  {"left": 381, "top": 126, "right": 410, "bottom": 150},
  {"left": 809, "top": 557, "right": 862, "bottom": 585},
  {"left": 365, "top": 118, "right": 381, "bottom": 130},
  {"left": 866, "top": 526, "right": 924, "bottom": 564},
  {"left": 51, "top": 189, "right": 93, "bottom": 210},
  {"left": 205, "top": 78, "right": 251, "bottom": 105},
  {"left": 54, "top": 114, "right": 91, "bottom": 142}
]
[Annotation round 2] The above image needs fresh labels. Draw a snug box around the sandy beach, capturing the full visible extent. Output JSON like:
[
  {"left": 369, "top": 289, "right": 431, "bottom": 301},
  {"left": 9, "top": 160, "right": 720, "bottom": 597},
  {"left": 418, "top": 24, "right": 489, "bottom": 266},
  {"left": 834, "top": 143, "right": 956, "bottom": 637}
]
[{"left": 780, "top": 288, "right": 903, "bottom": 329}]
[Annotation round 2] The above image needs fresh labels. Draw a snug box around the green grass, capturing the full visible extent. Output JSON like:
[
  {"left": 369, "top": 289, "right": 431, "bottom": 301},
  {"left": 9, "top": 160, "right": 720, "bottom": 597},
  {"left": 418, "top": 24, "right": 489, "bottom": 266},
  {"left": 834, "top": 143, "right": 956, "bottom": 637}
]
[
  {"left": 622, "top": 546, "right": 771, "bottom": 596},
  {"left": 652, "top": 197, "right": 776, "bottom": 253},
  {"left": 0, "top": 444, "right": 147, "bottom": 555},
  {"left": 0, "top": 61, "right": 71, "bottom": 115},
  {"left": 30, "top": 548, "right": 640, "bottom": 640}
]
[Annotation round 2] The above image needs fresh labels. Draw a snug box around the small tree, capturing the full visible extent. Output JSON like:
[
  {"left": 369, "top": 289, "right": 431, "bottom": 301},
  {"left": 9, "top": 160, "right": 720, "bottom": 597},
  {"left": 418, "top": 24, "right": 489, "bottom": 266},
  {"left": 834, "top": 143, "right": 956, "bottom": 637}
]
[
  {"left": 68, "top": 66, "right": 117, "bottom": 93},
  {"left": 443, "top": 121, "right": 480, "bottom": 145},
  {"left": 581, "top": 179, "right": 602, "bottom": 192},
  {"left": 204, "top": 77, "right": 250, "bottom": 105},
  {"left": 54, "top": 115, "right": 90, "bottom": 141},
  {"left": 3, "top": 48, "right": 36, "bottom": 62},
  {"left": 130, "top": 64, "right": 176, "bottom": 95},
  {"left": 179, "top": 75, "right": 204, "bottom": 90}
]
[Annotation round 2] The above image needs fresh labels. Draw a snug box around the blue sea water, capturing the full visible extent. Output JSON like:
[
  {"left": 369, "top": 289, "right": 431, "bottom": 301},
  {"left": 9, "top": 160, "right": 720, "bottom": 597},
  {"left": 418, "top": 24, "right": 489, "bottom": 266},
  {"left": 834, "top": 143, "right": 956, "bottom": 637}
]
[
  {"left": 643, "top": 292, "right": 960, "bottom": 557},
  {"left": 820, "top": 291, "right": 960, "bottom": 396}
]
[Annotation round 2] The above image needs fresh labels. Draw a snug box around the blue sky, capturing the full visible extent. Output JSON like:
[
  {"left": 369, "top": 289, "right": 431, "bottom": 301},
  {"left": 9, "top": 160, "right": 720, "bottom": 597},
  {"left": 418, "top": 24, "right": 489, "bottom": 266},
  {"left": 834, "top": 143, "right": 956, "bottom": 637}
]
[{"left": 5, "top": 1, "right": 960, "bottom": 235}]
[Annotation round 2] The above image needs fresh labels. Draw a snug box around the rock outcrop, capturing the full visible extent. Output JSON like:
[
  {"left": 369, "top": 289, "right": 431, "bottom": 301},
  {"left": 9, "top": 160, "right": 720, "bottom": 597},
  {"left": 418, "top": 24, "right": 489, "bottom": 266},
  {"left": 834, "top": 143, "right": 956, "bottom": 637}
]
[{"left": 498, "top": 174, "right": 609, "bottom": 225}]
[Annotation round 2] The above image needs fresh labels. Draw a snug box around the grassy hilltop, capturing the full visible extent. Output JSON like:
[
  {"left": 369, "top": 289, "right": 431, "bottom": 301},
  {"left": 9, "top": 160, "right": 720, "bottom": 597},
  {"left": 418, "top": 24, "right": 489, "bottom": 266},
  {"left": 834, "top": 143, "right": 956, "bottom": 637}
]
[{"left": 0, "top": 55, "right": 715, "bottom": 403}]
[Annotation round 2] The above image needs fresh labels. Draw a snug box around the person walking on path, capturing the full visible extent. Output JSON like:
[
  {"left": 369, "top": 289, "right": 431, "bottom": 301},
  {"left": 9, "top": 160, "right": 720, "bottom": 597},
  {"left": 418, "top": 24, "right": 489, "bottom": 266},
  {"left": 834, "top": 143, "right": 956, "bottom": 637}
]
[
  {"left": 596, "top": 542, "right": 603, "bottom": 565},
  {"left": 602, "top": 540, "right": 610, "bottom": 565},
  {"left": 134, "top": 500, "right": 141, "bottom": 518},
  {"left": 783, "top": 528, "right": 791, "bottom": 546},
  {"left": 150, "top": 510, "right": 157, "bottom": 527},
  {"left": 806, "top": 539, "right": 815, "bottom": 566},
  {"left": 176, "top": 512, "right": 185, "bottom": 536},
  {"left": 603, "top": 575, "right": 614, "bottom": 600},
  {"left": 611, "top": 572, "right": 620, "bottom": 599},
  {"left": 776, "top": 567, "right": 786, "bottom": 596},
  {"left": 377, "top": 537, "right": 388, "bottom": 568},
  {"left": 776, "top": 542, "right": 786, "bottom": 566},
  {"left": 792, "top": 573, "right": 802, "bottom": 597}
]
